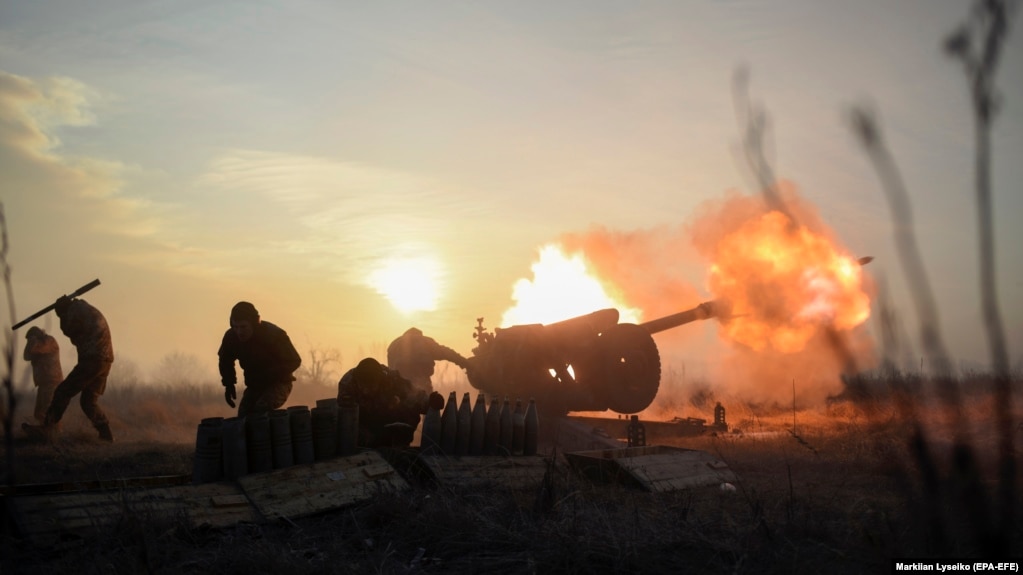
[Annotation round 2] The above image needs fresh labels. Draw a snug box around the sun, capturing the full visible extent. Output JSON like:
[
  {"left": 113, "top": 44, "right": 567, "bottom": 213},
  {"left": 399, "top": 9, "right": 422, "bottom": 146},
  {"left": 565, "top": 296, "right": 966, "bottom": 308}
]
[{"left": 368, "top": 256, "right": 441, "bottom": 313}]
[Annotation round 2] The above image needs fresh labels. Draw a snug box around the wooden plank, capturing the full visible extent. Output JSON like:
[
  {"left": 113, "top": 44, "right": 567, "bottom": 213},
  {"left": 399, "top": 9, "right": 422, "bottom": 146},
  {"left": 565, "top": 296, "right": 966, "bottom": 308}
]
[
  {"left": 7, "top": 482, "right": 258, "bottom": 546},
  {"left": 417, "top": 455, "right": 551, "bottom": 492},
  {"left": 211, "top": 494, "right": 250, "bottom": 508},
  {"left": 565, "top": 445, "right": 736, "bottom": 492},
  {"left": 237, "top": 451, "right": 408, "bottom": 521},
  {"left": 177, "top": 483, "right": 260, "bottom": 528},
  {"left": 0, "top": 475, "right": 192, "bottom": 497},
  {"left": 618, "top": 451, "right": 735, "bottom": 491},
  {"left": 360, "top": 463, "right": 396, "bottom": 479},
  {"left": 620, "top": 454, "right": 713, "bottom": 480},
  {"left": 639, "top": 469, "right": 723, "bottom": 492}
]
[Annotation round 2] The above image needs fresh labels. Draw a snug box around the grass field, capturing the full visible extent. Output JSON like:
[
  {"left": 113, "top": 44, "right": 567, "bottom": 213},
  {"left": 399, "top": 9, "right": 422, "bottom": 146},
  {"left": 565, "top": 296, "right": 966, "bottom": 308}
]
[{"left": 1, "top": 369, "right": 1019, "bottom": 574}]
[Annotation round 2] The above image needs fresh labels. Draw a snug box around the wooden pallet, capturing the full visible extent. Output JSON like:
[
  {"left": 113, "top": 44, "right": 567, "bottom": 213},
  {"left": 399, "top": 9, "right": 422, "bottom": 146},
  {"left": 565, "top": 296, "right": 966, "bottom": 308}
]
[
  {"left": 4, "top": 451, "right": 407, "bottom": 545},
  {"left": 563, "top": 445, "right": 736, "bottom": 492},
  {"left": 237, "top": 450, "right": 408, "bottom": 521},
  {"left": 5, "top": 481, "right": 258, "bottom": 546}
]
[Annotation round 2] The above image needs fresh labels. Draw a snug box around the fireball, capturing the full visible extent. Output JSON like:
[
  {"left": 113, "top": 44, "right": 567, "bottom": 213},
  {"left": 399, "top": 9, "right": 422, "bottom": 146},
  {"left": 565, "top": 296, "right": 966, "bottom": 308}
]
[
  {"left": 708, "top": 211, "right": 870, "bottom": 352},
  {"left": 501, "top": 244, "right": 641, "bottom": 327}
]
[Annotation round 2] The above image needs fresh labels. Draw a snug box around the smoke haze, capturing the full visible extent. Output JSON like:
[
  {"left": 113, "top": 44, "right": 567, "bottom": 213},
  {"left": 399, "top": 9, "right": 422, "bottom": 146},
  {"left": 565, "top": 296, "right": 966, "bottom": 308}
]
[{"left": 556, "top": 183, "right": 877, "bottom": 409}]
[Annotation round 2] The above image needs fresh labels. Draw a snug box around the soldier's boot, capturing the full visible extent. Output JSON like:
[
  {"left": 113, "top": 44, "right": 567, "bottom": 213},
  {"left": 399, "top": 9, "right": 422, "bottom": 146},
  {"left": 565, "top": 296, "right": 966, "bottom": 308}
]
[
  {"left": 22, "top": 421, "right": 60, "bottom": 442},
  {"left": 96, "top": 423, "right": 114, "bottom": 443}
]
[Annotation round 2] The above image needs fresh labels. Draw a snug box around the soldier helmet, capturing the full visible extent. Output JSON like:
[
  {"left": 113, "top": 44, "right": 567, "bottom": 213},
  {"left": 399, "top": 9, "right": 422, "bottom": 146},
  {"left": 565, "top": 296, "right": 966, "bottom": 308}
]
[
  {"left": 230, "top": 301, "right": 260, "bottom": 324},
  {"left": 353, "top": 357, "right": 386, "bottom": 381}
]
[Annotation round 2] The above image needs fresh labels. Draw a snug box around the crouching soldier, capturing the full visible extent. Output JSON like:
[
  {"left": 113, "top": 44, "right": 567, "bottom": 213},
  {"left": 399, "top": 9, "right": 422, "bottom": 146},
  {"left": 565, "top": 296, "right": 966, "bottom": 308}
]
[{"left": 337, "top": 357, "right": 444, "bottom": 448}]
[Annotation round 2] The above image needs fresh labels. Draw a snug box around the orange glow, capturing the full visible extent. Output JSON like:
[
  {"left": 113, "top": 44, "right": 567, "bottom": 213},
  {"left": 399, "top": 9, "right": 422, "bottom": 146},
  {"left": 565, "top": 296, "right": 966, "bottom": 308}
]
[
  {"left": 708, "top": 211, "right": 870, "bottom": 352},
  {"left": 501, "top": 244, "right": 641, "bottom": 327}
]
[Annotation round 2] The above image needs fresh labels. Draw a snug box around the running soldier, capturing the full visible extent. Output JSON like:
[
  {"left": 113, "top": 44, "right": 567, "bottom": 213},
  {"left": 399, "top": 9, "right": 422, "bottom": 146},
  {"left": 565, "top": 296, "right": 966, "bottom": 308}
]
[
  {"left": 23, "top": 326, "right": 63, "bottom": 423},
  {"left": 386, "top": 327, "right": 469, "bottom": 395},
  {"left": 23, "top": 296, "right": 114, "bottom": 442},
  {"left": 218, "top": 301, "right": 302, "bottom": 417}
]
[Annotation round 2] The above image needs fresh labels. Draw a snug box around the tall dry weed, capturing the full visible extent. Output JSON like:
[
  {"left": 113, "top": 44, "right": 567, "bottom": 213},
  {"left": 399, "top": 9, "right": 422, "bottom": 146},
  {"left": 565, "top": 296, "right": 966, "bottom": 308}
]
[
  {"left": 730, "top": 0, "right": 1019, "bottom": 557},
  {"left": 846, "top": 0, "right": 1018, "bottom": 556}
]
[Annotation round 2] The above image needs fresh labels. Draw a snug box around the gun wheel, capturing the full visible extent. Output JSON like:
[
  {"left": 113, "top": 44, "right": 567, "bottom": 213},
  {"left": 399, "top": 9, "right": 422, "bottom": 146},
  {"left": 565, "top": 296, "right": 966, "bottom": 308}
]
[{"left": 596, "top": 323, "right": 661, "bottom": 414}]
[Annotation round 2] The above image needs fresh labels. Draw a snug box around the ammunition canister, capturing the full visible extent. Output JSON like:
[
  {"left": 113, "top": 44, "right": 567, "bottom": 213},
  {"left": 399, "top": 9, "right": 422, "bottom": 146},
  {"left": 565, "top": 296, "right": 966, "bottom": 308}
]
[
  {"left": 469, "top": 393, "right": 487, "bottom": 455},
  {"left": 512, "top": 399, "right": 525, "bottom": 455},
  {"left": 498, "top": 398, "right": 512, "bottom": 455},
  {"left": 440, "top": 390, "right": 458, "bottom": 454},
  {"left": 455, "top": 391, "right": 472, "bottom": 456},
  {"left": 523, "top": 398, "right": 539, "bottom": 456},
  {"left": 483, "top": 397, "right": 500, "bottom": 455},
  {"left": 421, "top": 403, "right": 442, "bottom": 453}
]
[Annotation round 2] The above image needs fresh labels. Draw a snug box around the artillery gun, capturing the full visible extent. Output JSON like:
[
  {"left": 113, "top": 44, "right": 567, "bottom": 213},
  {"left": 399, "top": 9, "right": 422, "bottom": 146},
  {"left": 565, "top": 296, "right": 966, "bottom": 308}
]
[{"left": 464, "top": 301, "right": 725, "bottom": 416}]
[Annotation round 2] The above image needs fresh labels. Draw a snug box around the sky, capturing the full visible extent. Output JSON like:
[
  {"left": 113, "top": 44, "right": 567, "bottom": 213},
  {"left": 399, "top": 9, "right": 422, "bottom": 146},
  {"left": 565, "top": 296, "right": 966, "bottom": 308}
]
[{"left": 0, "top": 1, "right": 1020, "bottom": 397}]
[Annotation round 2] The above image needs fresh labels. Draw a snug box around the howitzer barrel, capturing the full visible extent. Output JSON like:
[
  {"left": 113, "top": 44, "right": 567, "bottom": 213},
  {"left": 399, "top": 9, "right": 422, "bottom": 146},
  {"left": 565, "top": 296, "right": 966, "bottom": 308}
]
[
  {"left": 542, "top": 308, "right": 619, "bottom": 340},
  {"left": 639, "top": 301, "right": 718, "bottom": 335}
]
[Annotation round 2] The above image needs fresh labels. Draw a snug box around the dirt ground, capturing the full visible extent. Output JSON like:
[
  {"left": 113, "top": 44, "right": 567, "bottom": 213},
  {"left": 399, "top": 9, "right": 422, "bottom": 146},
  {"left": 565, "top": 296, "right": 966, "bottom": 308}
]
[{"left": 1, "top": 383, "right": 1021, "bottom": 574}]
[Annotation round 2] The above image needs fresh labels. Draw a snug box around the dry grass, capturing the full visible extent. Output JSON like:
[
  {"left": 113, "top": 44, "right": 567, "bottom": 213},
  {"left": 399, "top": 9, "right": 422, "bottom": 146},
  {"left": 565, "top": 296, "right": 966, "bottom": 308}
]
[{"left": 0, "top": 372, "right": 1019, "bottom": 574}]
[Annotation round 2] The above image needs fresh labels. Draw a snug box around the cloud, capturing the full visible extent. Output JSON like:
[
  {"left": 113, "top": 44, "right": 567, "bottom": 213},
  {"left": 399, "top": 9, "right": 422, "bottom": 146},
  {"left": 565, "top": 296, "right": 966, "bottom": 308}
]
[
  {"left": 0, "top": 70, "right": 164, "bottom": 238},
  {"left": 195, "top": 149, "right": 483, "bottom": 287},
  {"left": 0, "top": 68, "right": 251, "bottom": 349},
  {"left": 0, "top": 71, "right": 490, "bottom": 296},
  {"left": 0, "top": 71, "right": 97, "bottom": 156}
]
